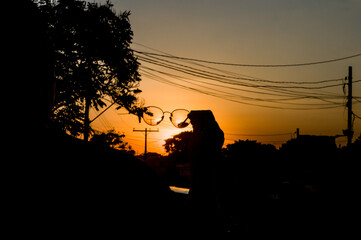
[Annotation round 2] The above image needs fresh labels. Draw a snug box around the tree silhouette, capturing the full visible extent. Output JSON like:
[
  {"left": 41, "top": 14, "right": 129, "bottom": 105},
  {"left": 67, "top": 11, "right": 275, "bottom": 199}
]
[
  {"left": 223, "top": 139, "right": 277, "bottom": 160},
  {"left": 163, "top": 131, "right": 192, "bottom": 163},
  {"left": 37, "top": 0, "right": 141, "bottom": 138},
  {"left": 90, "top": 129, "right": 134, "bottom": 154}
]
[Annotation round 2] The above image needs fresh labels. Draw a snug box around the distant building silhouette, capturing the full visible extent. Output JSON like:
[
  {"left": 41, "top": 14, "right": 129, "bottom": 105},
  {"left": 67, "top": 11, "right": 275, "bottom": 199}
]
[{"left": 281, "top": 134, "right": 337, "bottom": 155}]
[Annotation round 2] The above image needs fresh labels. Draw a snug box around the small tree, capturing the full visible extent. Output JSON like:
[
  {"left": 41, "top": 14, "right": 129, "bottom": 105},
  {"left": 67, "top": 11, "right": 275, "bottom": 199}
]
[
  {"left": 37, "top": 0, "right": 142, "bottom": 139},
  {"left": 163, "top": 131, "right": 192, "bottom": 163},
  {"left": 91, "top": 129, "right": 134, "bottom": 154}
]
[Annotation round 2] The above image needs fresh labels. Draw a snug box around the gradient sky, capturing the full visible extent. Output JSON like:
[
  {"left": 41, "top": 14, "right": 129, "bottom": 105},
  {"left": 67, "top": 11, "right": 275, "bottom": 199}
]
[{"left": 87, "top": 0, "right": 361, "bottom": 155}]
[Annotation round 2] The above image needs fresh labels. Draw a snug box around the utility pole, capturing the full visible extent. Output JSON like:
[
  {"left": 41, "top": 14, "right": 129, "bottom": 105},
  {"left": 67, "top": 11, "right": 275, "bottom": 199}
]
[
  {"left": 84, "top": 102, "right": 117, "bottom": 142},
  {"left": 344, "top": 66, "right": 353, "bottom": 146},
  {"left": 133, "top": 128, "right": 159, "bottom": 162},
  {"left": 347, "top": 66, "right": 353, "bottom": 146}
]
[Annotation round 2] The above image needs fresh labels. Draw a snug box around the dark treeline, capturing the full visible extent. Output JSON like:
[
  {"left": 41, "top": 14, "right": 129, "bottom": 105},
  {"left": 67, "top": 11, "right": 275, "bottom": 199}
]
[
  {"left": 145, "top": 132, "right": 361, "bottom": 235},
  {"left": 219, "top": 136, "right": 360, "bottom": 235}
]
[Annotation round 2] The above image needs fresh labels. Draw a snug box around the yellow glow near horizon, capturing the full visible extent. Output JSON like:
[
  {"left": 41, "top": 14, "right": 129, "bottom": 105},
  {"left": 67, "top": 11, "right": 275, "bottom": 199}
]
[
  {"left": 90, "top": 69, "right": 360, "bottom": 155},
  {"left": 87, "top": 0, "right": 361, "bottom": 155}
]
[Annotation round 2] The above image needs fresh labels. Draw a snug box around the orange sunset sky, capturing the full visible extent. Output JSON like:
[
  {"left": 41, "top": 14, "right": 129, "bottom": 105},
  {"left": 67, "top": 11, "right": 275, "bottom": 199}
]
[{"left": 87, "top": 0, "right": 361, "bottom": 155}]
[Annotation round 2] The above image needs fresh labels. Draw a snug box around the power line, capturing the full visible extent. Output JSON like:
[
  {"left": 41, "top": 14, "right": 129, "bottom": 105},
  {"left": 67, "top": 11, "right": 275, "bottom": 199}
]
[
  {"left": 135, "top": 50, "right": 361, "bottom": 68},
  {"left": 140, "top": 57, "right": 348, "bottom": 89},
  {"left": 141, "top": 69, "right": 344, "bottom": 110},
  {"left": 354, "top": 97, "right": 361, "bottom": 104},
  {"left": 353, "top": 112, "right": 361, "bottom": 120},
  {"left": 139, "top": 56, "right": 349, "bottom": 100},
  {"left": 138, "top": 53, "right": 346, "bottom": 85},
  {"left": 140, "top": 63, "right": 345, "bottom": 105},
  {"left": 135, "top": 43, "right": 355, "bottom": 110},
  {"left": 137, "top": 51, "right": 352, "bottom": 100},
  {"left": 140, "top": 62, "right": 358, "bottom": 111},
  {"left": 143, "top": 65, "right": 338, "bottom": 101},
  {"left": 134, "top": 43, "right": 359, "bottom": 106},
  {"left": 147, "top": 69, "right": 342, "bottom": 106},
  {"left": 134, "top": 42, "right": 348, "bottom": 85}
]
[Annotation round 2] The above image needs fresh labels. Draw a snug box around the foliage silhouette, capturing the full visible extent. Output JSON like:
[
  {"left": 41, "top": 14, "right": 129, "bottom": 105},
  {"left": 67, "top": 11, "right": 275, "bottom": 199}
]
[
  {"left": 9, "top": 1, "right": 179, "bottom": 237},
  {"left": 223, "top": 139, "right": 277, "bottom": 159},
  {"left": 37, "top": 0, "right": 141, "bottom": 137},
  {"left": 163, "top": 131, "right": 192, "bottom": 163},
  {"left": 90, "top": 129, "right": 134, "bottom": 154}
]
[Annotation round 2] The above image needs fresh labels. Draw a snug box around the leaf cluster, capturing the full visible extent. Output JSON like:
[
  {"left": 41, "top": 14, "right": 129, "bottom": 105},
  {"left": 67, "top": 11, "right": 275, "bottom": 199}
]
[
  {"left": 36, "top": 0, "right": 142, "bottom": 136},
  {"left": 90, "top": 129, "right": 126, "bottom": 149},
  {"left": 163, "top": 131, "right": 193, "bottom": 163}
]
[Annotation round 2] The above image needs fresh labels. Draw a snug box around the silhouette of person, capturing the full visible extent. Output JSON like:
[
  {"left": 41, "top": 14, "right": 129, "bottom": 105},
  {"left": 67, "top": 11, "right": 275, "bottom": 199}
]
[
  {"left": 5, "top": 1, "right": 177, "bottom": 237},
  {"left": 186, "top": 110, "right": 225, "bottom": 234}
]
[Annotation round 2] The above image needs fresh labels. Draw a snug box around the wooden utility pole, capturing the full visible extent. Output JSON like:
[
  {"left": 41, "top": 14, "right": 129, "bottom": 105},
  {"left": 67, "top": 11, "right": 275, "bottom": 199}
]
[
  {"left": 133, "top": 128, "right": 159, "bottom": 161},
  {"left": 347, "top": 66, "right": 353, "bottom": 146},
  {"left": 343, "top": 66, "right": 354, "bottom": 146}
]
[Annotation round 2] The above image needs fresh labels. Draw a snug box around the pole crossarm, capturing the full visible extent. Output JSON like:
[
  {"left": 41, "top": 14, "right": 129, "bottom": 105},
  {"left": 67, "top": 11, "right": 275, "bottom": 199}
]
[{"left": 133, "top": 128, "right": 159, "bottom": 133}]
